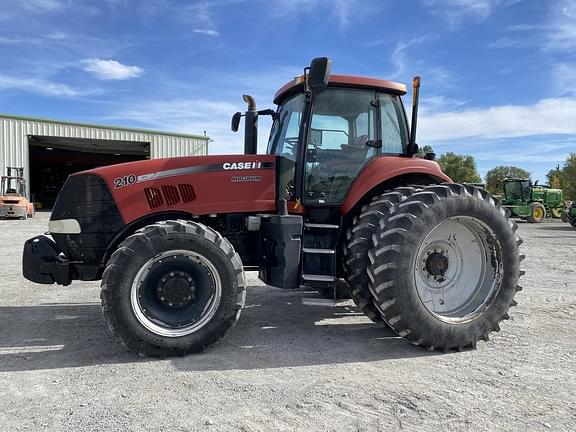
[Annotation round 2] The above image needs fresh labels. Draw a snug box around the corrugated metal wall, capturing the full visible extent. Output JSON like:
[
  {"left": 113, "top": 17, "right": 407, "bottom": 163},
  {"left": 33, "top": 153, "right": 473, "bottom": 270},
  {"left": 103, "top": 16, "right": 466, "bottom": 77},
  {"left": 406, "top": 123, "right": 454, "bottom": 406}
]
[{"left": 0, "top": 115, "right": 209, "bottom": 188}]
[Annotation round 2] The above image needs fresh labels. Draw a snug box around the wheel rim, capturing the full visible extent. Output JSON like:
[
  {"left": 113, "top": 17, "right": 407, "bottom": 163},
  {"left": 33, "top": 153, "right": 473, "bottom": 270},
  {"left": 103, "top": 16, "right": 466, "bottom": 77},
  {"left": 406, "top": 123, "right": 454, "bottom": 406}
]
[
  {"left": 131, "top": 250, "right": 222, "bottom": 338},
  {"left": 413, "top": 217, "right": 503, "bottom": 323},
  {"left": 533, "top": 207, "right": 544, "bottom": 220}
]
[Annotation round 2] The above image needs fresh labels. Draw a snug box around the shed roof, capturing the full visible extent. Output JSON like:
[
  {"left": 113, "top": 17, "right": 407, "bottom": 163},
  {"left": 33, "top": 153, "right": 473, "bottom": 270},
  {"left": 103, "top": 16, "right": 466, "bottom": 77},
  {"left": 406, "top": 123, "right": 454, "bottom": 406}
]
[{"left": 0, "top": 113, "right": 209, "bottom": 140}]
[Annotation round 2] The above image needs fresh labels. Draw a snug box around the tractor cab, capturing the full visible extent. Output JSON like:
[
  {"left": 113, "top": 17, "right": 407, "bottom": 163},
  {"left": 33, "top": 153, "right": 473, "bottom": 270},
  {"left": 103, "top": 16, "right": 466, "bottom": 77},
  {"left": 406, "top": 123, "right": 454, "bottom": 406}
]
[
  {"left": 503, "top": 179, "right": 531, "bottom": 203},
  {"left": 267, "top": 78, "right": 409, "bottom": 205},
  {"left": 233, "top": 58, "right": 418, "bottom": 210}
]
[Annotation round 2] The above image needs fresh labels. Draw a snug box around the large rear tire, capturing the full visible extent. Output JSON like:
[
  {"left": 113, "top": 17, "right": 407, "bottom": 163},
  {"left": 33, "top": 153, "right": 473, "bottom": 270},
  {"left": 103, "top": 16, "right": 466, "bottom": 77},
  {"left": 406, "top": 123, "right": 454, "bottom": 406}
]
[
  {"left": 345, "top": 187, "right": 418, "bottom": 322},
  {"left": 368, "top": 184, "right": 523, "bottom": 351},
  {"left": 101, "top": 220, "right": 246, "bottom": 357}
]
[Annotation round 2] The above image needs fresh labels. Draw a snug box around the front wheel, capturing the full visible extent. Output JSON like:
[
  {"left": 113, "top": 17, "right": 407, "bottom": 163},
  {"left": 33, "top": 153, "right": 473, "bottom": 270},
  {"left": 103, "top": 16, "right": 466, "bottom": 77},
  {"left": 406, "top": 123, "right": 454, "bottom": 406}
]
[
  {"left": 101, "top": 220, "right": 246, "bottom": 357},
  {"left": 550, "top": 207, "right": 563, "bottom": 219},
  {"left": 368, "top": 184, "right": 523, "bottom": 351}
]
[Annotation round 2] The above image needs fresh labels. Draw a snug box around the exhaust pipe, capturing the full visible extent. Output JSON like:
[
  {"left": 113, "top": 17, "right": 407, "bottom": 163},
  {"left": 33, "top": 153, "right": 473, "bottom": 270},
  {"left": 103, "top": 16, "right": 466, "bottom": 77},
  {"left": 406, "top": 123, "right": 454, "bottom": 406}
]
[
  {"left": 242, "top": 95, "right": 258, "bottom": 155},
  {"left": 408, "top": 76, "right": 421, "bottom": 156}
]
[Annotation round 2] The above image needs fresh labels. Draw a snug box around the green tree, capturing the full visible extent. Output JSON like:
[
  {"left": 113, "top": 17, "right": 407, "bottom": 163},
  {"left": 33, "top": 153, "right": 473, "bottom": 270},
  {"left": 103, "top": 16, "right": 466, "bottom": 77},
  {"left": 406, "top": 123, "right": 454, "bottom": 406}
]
[
  {"left": 561, "top": 153, "right": 576, "bottom": 201},
  {"left": 416, "top": 144, "right": 435, "bottom": 159},
  {"left": 546, "top": 165, "right": 563, "bottom": 189},
  {"left": 437, "top": 152, "right": 482, "bottom": 183},
  {"left": 485, "top": 166, "right": 530, "bottom": 194}
]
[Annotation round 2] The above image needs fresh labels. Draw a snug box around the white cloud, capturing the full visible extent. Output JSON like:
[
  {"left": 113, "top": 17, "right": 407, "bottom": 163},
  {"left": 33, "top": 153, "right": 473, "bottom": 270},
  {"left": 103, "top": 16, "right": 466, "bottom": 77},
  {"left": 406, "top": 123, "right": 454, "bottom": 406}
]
[
  {"left": 545, "top": 0, "right": 576, "bottom": 51},
  {"left": 421, "top": 0, "right": 501, "bottom": 25},
  {"left": 0, "top": 36, "right": 41, "bottom": 45},
  {"left": 419, "top": 97, "right": 576, "bottom": 142},
  {"left": 552, "top": 63, "right": 576, "bottom": 95},
  {"left": 21, "top": 0, "right": 68, "bottom": 12},
  {"left": 107, "top": 98, "right": 246, "bottom": 153},
  {"left": 193, "top": 29, "right": 220, "bottom": 36},
  {"left": 272, "top": 0, "right": 377, "bottom": 29},
  {"left": 81, "top": 58, "right": 144, "bottom": 80},
  {"left": 390, "top": 37, "right": 429, "bottom": 78},
  {"left": 0, "top": 74, "right": 97, "bottom": 97}
]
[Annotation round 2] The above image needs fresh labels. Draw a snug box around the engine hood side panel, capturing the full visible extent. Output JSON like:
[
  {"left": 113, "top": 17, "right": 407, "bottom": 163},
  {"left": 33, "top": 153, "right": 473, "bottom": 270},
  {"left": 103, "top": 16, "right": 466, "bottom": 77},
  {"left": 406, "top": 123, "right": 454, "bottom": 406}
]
[{"left": 79, "top": 155, "right": 277, "bottom": 223}]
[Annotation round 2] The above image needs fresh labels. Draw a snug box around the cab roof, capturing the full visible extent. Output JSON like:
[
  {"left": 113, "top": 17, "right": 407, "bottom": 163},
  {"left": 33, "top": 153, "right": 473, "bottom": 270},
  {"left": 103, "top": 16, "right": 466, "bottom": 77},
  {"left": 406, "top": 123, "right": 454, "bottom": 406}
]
[{"left": 273, "top": 74, "right": 407, "bottom": 104}]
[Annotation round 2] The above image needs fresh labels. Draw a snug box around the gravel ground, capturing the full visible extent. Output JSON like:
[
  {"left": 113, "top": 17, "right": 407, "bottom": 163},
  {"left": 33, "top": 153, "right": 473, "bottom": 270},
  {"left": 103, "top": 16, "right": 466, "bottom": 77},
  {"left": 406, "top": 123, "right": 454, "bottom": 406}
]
[{"left": 1, "top": 212, "right": 575, "bottom": 431}]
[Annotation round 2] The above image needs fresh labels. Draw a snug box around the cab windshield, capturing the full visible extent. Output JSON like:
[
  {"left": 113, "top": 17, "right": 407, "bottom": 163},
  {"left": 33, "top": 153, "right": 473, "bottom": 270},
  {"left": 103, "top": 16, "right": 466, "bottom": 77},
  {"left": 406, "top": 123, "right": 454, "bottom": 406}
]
[
  {"left": 266, "top": 93, "right": 304, "bottom": 159},
  {"left": 504, "top": 180, "right": 531, "bottom": 200}
]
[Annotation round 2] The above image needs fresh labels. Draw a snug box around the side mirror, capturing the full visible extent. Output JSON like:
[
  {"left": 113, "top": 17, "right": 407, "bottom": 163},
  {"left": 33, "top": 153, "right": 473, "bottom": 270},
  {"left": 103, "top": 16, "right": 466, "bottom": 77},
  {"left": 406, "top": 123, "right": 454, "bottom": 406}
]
[
  {"left": 308, "top": 57, "right": 331, "bottom": 89},
  {"left": 407, "top": 142, "right": 419, "bottom": 156},
  {"left": 231, "top": 112, "right": 241, "bottom": 132}
]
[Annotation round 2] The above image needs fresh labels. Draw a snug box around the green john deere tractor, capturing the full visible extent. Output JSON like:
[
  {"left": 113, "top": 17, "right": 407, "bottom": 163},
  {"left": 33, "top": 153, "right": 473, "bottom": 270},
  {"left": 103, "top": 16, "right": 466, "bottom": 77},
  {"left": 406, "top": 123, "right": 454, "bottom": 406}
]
[
  {"left": 561, "top": 202, "right": 576, "bottom": 227},
  {"left": 502, "top": 179, "right": 564, "bottom": 223}
]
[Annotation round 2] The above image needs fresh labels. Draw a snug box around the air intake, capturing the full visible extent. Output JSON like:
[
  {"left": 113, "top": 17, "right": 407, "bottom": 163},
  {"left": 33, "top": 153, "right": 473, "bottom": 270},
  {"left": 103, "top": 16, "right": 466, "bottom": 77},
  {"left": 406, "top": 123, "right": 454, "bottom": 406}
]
[
  {"left": 144, "top": 188, "right": 164, "bottom": 209},
  {"left": 161, "top": 185, "right": 180, "bottom": 206},
  {"left": 178, "top": 184, "right": 196, "bottom": 203}
]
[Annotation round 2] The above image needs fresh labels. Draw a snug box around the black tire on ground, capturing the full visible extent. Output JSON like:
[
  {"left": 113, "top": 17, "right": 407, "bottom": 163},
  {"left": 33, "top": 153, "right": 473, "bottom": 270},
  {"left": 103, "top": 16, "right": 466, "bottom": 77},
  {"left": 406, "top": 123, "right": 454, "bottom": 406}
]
[
  {"left": 101, "top": 220, "right": 246, "bottom": 357},
  {"left": 368, "top": 184, "right": 523, "bottom": 352},
  {"left": 318, "top": 279, "right": 351, "bottom": 300},
  {"left": 344, "top": 187, "right": 419, "bottom": 322},
  {"left": 526, "top": 202, "right": 546, "bottom": 223},
  {"left": 550, "top": 207, "right": 563, "bottom": 219}
]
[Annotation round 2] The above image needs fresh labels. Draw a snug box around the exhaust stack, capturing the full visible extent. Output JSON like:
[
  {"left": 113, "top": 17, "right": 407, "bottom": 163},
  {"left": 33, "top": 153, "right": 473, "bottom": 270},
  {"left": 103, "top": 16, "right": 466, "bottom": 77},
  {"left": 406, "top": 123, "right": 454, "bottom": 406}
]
[
  {"left": 242, "top": 95, "right": 258, "bottom": 155},
  {"left": 408, "top": 76, "right": 421, "bottom": 156}
]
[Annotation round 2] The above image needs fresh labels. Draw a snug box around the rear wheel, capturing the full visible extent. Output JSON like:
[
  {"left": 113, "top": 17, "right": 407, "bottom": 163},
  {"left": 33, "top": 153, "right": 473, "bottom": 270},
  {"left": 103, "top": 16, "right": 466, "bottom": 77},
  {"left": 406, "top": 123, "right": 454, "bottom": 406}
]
[
  {"left": 368, "top": 184, "right": 523, "bottom": 351},
  {"left": 527, "top": 202, "right": 546, "bottom": 223},
  {"left": 101, "top": 220, "right": 245, "bottom": 357},
  {"left": 345, "top": 187, "right": 418, "bottom": 322}
]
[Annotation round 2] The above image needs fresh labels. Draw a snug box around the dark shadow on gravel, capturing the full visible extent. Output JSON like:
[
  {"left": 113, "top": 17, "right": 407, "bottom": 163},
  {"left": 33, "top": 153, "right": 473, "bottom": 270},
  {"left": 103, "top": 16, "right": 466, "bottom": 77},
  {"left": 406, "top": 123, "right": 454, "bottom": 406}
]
[
  {"left": 0, "top": 287, "right": 436, "bottom": 373},
  {"left": 533, "top": 225, "right": 576, "bottom": 232}
]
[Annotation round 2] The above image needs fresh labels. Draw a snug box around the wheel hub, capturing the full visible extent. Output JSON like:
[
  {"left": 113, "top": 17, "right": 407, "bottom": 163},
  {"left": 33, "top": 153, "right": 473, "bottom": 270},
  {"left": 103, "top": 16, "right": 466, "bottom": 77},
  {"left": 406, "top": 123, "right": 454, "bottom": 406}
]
[
  {"left": 425, "top": 251, "right": 449, "bottom": 278},
  {"left": 156, "top": 271, "right": 196, "bottom": 308},
  {"left": 414, "top": 217, "right": 501, "bottom": 323}
]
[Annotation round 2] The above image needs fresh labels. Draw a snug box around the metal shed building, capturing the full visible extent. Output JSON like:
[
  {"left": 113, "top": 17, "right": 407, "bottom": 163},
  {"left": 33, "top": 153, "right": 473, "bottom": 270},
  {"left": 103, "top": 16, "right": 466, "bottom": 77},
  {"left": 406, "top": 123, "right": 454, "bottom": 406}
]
[{"left": 0, "top": 114, "right": 209, "bottom": 208}]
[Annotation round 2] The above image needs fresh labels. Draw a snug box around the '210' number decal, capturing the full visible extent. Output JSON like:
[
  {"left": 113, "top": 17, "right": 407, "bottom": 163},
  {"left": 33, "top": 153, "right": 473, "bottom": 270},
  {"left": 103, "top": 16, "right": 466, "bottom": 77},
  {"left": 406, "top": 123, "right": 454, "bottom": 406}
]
[{"left": 114, "top": 174, "right": 137, "bottom": 189}]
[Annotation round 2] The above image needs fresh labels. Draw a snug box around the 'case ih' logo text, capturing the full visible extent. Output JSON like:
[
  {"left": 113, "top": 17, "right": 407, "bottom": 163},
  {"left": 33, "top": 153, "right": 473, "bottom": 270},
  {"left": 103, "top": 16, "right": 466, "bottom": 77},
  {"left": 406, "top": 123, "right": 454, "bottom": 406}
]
[{"left": 222, "top": 162, "right": 262, "bottom": 170}]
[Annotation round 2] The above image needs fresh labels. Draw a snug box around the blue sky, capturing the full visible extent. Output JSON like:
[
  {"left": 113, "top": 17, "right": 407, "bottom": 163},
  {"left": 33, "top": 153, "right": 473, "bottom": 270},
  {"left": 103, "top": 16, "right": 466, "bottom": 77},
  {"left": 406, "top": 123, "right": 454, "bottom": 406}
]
[{"left": 0, "top": 0, "right": 575, "bottom": 182}]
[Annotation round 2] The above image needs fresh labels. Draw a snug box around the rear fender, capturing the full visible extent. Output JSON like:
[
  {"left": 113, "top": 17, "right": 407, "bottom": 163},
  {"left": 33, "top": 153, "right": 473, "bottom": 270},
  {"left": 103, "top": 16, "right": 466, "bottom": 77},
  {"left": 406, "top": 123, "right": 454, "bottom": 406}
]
[{"left": 340, "top": 156, "right": 451, "bottom": 215}]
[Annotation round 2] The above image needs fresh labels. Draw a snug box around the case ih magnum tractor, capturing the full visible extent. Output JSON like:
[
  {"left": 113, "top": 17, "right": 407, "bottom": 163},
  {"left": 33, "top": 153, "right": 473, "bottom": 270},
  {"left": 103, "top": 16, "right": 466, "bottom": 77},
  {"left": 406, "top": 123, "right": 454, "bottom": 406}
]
[{"left": 23, "top": 58, "right": 523, "bottom": 357}]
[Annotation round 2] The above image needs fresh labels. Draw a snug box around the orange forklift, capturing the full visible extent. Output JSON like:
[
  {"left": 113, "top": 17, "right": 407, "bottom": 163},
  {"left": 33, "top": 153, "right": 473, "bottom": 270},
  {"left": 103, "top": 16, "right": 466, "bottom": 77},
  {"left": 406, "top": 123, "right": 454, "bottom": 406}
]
[{"left": 0, "top": 167, "right": 34, "bottom": 219}]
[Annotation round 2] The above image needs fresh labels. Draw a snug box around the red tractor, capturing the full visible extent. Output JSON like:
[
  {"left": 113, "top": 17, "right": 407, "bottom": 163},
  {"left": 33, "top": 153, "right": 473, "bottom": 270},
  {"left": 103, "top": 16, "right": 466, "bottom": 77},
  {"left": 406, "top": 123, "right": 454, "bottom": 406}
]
[{"left": 23, "top": 58, "right": 523, "bottom": 357}]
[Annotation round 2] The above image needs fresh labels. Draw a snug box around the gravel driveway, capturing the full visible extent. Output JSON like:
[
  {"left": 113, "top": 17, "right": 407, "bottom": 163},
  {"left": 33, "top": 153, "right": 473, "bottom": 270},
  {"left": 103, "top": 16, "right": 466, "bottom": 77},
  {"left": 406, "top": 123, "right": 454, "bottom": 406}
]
[{"left": 1, "top": 212, "right": 575, "bottom": 431}]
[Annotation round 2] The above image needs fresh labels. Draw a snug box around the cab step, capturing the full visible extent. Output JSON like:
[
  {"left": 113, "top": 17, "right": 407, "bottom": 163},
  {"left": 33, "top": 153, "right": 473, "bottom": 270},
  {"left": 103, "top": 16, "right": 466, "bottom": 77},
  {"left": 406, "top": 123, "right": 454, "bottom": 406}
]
[
  {"left": 304, "top": 223, "right": 339, "bottom": 229},
  {"left": 301, "top": 297, "right": 338, "bottom": 306},
  {"left": 302, "top": 274, "right": 336, "bottom": 282},
  {"left": 302, "top": 248, "right": 335, "bottom": 255}
]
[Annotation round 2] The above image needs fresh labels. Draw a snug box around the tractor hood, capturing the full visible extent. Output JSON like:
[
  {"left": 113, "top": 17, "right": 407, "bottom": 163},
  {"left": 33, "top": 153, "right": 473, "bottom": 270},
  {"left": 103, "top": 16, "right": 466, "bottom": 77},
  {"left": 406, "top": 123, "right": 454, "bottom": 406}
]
[{"left": 78, "top": 155, "right": 278, "bottom": 224}]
